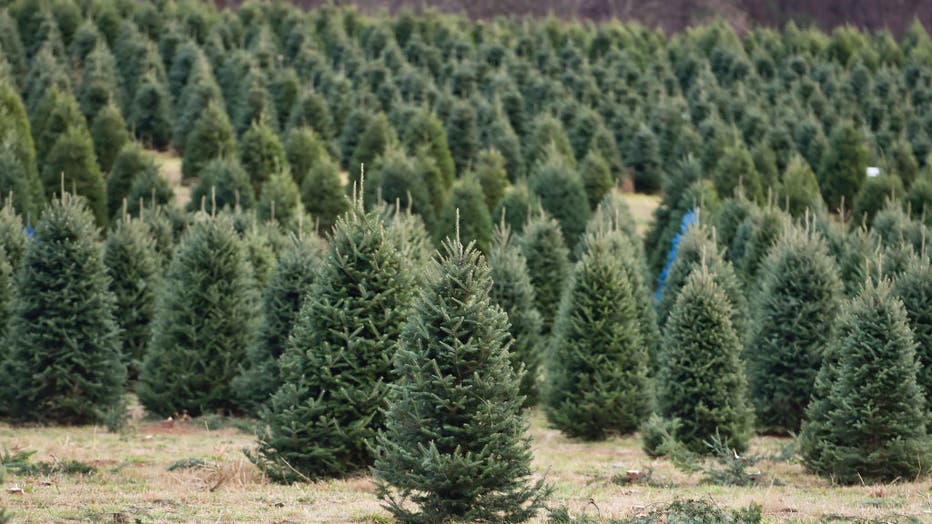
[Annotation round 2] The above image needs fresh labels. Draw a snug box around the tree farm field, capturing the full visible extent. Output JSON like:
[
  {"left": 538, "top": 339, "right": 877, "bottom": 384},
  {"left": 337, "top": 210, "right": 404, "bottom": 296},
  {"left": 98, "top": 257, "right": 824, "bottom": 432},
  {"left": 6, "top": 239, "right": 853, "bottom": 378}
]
[{"left": 2, "top": 408, "right": 931, "bottom": 522}]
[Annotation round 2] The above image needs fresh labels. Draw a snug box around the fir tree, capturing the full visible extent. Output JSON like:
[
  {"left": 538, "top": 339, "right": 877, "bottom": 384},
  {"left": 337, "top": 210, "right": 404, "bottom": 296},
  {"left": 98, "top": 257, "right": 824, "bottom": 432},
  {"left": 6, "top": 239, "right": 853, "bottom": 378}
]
[
  {"left": 107, "top": 143, "right": 159, "bottom": 220},
  {"left": 32, "top": 86, "right": 85, "bottom": 161},
  {"left": 713, "top": 142, "right": 764, "bottom": 203},
  {"left": 627, "top": 123, "right": 663, "bottom": 193},
  {"left": 301, "top": 156, "right": 347, "bottom": 235},
  {"left": 545, "top": 229, "right": 651, "bottom": 439},
  {"left": 892, "top": 257, "right": 932, "bottom": 419},
  {"left": 234, "top": 235, "right": 324, "bottom": 415},
  {"left": 240, "top": 118, "right": 288, "bottom": 195},
  {"left": 580, "top": 151, "right": 613, "bottom": 211},
  {"left": 285, "top": 88, "right": 334, "bottom": 140},
  {"left": 658, "top": 269, "right": 753, "bottom": 454},
  {"left": 42, "top": 126, "right": 107, "bottom": 227},
  {"left": 0, "top": 82, "right": 39, "bottom": 211},
  {"left": 375, "top": 147, "right": 436, "bottom": 232},
  {"left": 0, "top": 193, "right": 124, "bottom": 424},
  {"left": 90, "top": 104, "right": 130, "bottom": 173},
  {"left": 494, "top": 180, "right": 541, "bottom": 235},
  {"left": 258, "top": 170, "right": 305, "bottom": 229},
  {"left": 339, "top": 106, "right": 373, "bottom": 169},
  {"left": 126, "top": 167, "right": 174, "bottom": 217},
  {"left": 780, "top": 155, "right": 823, "bottom": 218},
  {"left": 800, "top": 280, "right": 929, "bottom": 484},
  {"left": 373, "top": 238, "right": 548, "bottom": 523},
  {"left": 188, "top": 158, "right": 255, "bottom": 213},
  {"left": 128, "top": 74, "right": 173, "bottom": 150},
  {"left": 474, "top": 148, "right": 509, "bottom": 213},
  {"left": 852, "top": 174, "right": 905, "bottom": 228},
  {"left": 181, "top": 101, "right": 236, "bottom": 181},
  {"left": 818, "top": 120, "right": 869, "bottom": 210},
  {"left": 529, "top": 150, "right": 590, "bottom": 249},
  {"left": 0, "top": 147, "right": 40, "bottom": 221},
  {"left": 249, "top": 199, "right": 417, "bottom": 481},
  {"left": 0, "top": 201, "right": 26, "bottom": 271},
  {"left": 138, "top": 213, "right": 258, "bottom": 417},
  {"left": 284, "top": 126, "right": 328, "bottom": 188},
  {"left": 350, "top": 112, "right": 395, "bottom": 187},
  {"left": 445, "top": 98, "right": 480, "bottom": 175},
  {"left": 520, "top": 213, "right": 570, "bottom": 334},
  {"left": 402, "top": 107, "right": 455, "bottom": 192},
  {"left": 526, "top": 113, "right": 574, "bottom": 169},
  {"left": 438, "top": 175, "right": 493, "bottom": 253},
  {"left": 488, "top": 223, "right": 544, "bottom": 406},
  {"left": 746, "top": 224, "right": 842, "bottom": 434},
  {"left": 104, "top": 214, "right": 161, "bottom": 379}
]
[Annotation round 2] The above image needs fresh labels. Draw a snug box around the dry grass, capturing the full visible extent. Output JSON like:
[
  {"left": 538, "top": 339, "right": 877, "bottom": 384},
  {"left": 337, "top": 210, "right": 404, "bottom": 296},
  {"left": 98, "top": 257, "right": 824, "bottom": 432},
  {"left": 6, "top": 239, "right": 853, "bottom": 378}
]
[
  {"left": 151, "top": 150, "right": 190, "bottom": 209},
  {"left": 2, "top": 408, "right": 929, "bottom": 523},
  {"left": 617, "top": 191, "right": 660, "bottom": 237}
]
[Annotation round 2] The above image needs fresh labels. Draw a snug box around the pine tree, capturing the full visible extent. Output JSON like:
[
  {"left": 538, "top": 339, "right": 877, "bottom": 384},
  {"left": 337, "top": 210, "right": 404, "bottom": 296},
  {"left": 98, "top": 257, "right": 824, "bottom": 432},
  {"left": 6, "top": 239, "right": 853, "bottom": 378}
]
[
  {"left": 42, "top": 126, "right": 107, "bottom": 227},
  {"left": 240, "top": 118, "right": 288, "bottom": 195},
  {"left": 488, "top": 223, "right": 543, "bottom": 406},
  {"left": 474, "top": 148, "right": 509, "bottom": 213},
  {"left": 818, "top": 120, "right": 869, "bottom": 211},
  {"left": 138, "top": 213, "right": 257, "bottom": 417},
  {"left": 373, "top": 238, "right": 548, "bottom": 523},
  {"left": 780, "top": 155, "right": 823, "bottom": 218},
  {"left": 0, "top": 147, "right": 40, "bottom": 221},
  {"left": 249, "top": 200, "right": 417, "bottom": 481},
  {"left": 892, "top": 257, "right": 932, "bottom": 419},
  {"left": 438, "top": 175, "right": 493, "bottom": 253},
  {"left": 301, "top": 156, "right": 347, "bottom": 235},
  {"left": 520, "top": 213, "right": 570, "bottom": 334},
  {"left": 494, "top": 180, "right": 541, "bottom": 235},
  {"left": 545, "top": 229, "right": 651, "bottom": 439},
  {"left": 800, "top": 280, "right": 929, "bottom": 483},
  {"left": 258, "top": 170, "right": 305, "bottom": 229},
  {"left": 627, "top": 123, "right": 663, "bottom": 193},
  {"left": 90, "top": 104, "right": 130, "bottom": 173},
  {"left": 181, "top": 101, "right": 236, "bottom": 181},
  {"left": 747, "top": 224, "right": 842, "bottom": 434},
  {"left": 658, "top": 268, "right": 753, "bottom": 454},
  {"left": 350, "top": 112, "right": 395, "bottom": 187},
  {"left": 446, "top": 98, "right": 480, "bottom": 175},
  {"left": 375, "top": 147, "right": 436, "bottom": 232},
  {"left": 107, "top": 143, "right": 159, "bottom": 220},
  {"left": 284, "top": 126, "right": 328, "bottom": 188},
  {"left": 529, "top": 150, "right": 590, "bottom": 249},
  {"left": 852, "top": 174, "right": 905, "bottom": 228},
  {"left": 104, "top": 214, "right": 161, "bottom": 379},
  {"left": 402, "top": 107, "right": 455, "bottom": 192},
  {"left": 188, "top": 158, "right": 255, "bottom": 213},
  {"left": 0, "top": 201, "right": 26, "bottom": 271},
  {"left": 0, "top": 193, "right": 125, "bottom": 424},
  {"left": 235, "top": 234, "right": 324, "bottom": 415},
  {"left": 128, "top": 74, "right": 173, "bottom": 150},
  {"left": 580, "top": 151, "right": 613, "bottom": 211}
]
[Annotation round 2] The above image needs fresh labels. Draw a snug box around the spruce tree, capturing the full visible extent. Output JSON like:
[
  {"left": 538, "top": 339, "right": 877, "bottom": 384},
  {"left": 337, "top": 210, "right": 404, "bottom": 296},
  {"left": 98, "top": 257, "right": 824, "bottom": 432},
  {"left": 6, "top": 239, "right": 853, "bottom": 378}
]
[
  {"left": 42, "top": 126, "right": 108, "bottom": 227},
  {"left": 350, "top": 112, "right": 395, "bottom": 186},
  {"left": 32, "top": 86, "right": 85, "bottom": 161},
  {"left": 301, "top": 156, "right": 347, "bottom": 234},
  {"left": 89, "top": 103, "right": 129, "bottom": 173},
  {"left": 107, "top": 143, "right": 158, "bottom": 220},
  {"left": 526, "top": 113, "right": 574, "bottom": 169},
  {"left": 627, "top": 123, "right": 663, "bottom": 193},
  {"left": 234, "top": 234, "right": 324, "bottom": 415},
  {"left": 125, "top": 168, "right": 174, "bottom": 218},
  {"left": 446, "top": 98, "right": 480, "bottom": 175},
  {"left": 285, "top": 88, "right": 334, "bottom": 140},
  {"left": 658, "top": 268, "right": 753, "bottom": 454},
  {"left": 529, "top": 150, "right": 590, "bottom": 250},
  {"left": 249, "top": 199, "right": 417, "bottom": 481},
  {"left": 138, "top": 213, "right": 257, "bottom": 417},
  {"left": 713, "top": 142, "right": 764, "bottom": 203},
  {"left": 580, "top": 150, "right": 613, "bottom": 211},
  {"left": 747, "top": 224, "right": 842, "bottom": 434},
  {"left": 104, "top": 214, "right": 161, "bottom": 379},
  {"left": 0, "top": 147, "right": 40, "bottom": 221},
  {"left": 818, "top": 120, "right": 869, "bottom": 211},
  {"left": 545, "top": 229, "right": 651, "bottom": 439},
  {"left": 438, "top": 175, "right": 493, "bottom": 253},
  {"left": 0, "top": 193, "right": 124, "bottom": 424},
  {"left": 488, "top": 223, "right": 543, "bottom": 406},
  {"left": 188, "top": 158, "right": 255, "bottom": 213},
  {"left": 240, "top": 118, "right": 288, "bottom": 195},
  {"left": 800, "top": 280, "right": 928, "bottom": 484},
  {"left": 892, "top": 257, "right": 932, "bottom": 419},
  {"left": 128, "top": 74, "right": 173, "bottom": 150},
  {"left": 258, "top": 170, "right": 305, "bottom": 229},
  {"left": 401, "top": 107, "right": 455, "bottom": 192},
  {"left": 375, "top": 147, "right": 436, "bottom": 232},
  {"left": 0, "top": 201, "right": 26, "bottom": 271},
  {"left": 474, "top": 148, "right": 509, "bottom": 213},
  {"left": 373, "top": 238, "right": 548, "bottom": 523},
  {"left": 0, "top": 82, "right": 39, "bottom": 211},
  {"left": 284, "top": 126, "right": 328, "bottom": 187},
  {"left": 780, "top": 155, "right": 823, "bottom": 218},
  {"left": 520, "top": 213, "right": 570, "bottom": 334},
  {"left": 852, "top": 174, "right": 905, "bottom": 228},
  {"left": 181, "top": 100, "right": 236, "bottom": 181},
  {"left": 494, "top": 180, "right": 541, "bottom": 235}
]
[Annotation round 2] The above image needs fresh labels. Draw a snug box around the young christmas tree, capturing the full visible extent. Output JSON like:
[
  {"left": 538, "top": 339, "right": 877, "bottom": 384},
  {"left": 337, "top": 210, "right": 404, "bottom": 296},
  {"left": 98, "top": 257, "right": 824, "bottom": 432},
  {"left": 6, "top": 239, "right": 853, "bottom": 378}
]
[
  {"left": 494, "top": 180, "right": 541, "bottom": 235},
  {"left": 248, "top": 195, "right": 416, "bottom": 481},
  {"left": 89, "top": 103, "right": 130, "bottom": 173},
  {"left": 487, "top": 222, "right": 543, "bottom": 406},
  {"left": 0, "top": 193, "right": 125, "bottom": 424},
  {"left": 892, "top": 256, "right": 932, "bottom": 417},
  {"left": 257, "top": 170, "right": 305, "bottom": 229},
  {"left": 373, "top": 237, "right": 548, "bottom": 523},
  {"left": 746, "top": 224, "right": 842, "bottom": 434},
  {"left": 284, "top": 126, "right": 328, "bottom": 187},
  {"left": 800, "top": 280, "right": 929, "bottom": 483},
  {"left": 0, "top": 147, "right": 40, "bottom": 221},
  {"left": 240, "top": 117, "right": 288, "bottom": 194},
  {"left": 301, "top": 155, "right": 348, "bottom": 234},
  {"left": 545, "top": 228, "right": 651, "bottom": 439},
  {"left": 580, "top": 151, "right": 613, "bottom": 211},
  {"left": 106, "top": 143, "right": 159, "bottom": 220},
  {"left": 658, "top": 268, "right": 753, "bottom": 454},
  {"left": 818, "top": 120, "right": 868, "bottom": 211},
  {"left": 0, "top": 200, "right": 26, "bottom": 271},
  {"left": 104, "top": 213, "right": 161, "bottom": 379},
  {"left": 529, "top": 149, "right": 590, "bottom": 249},
  {"left": 188, "top": 158, "right": 255, "bottom": 213},
  {"left": 41, "top": 126, "right": 108, "bottom": 227},
  {"left": 181, "top": 100, "right": 237, "bottom": 181},
  {"left": 520, "top": 213, "right": 570, "bottom": 334},
  {"left": 137, "top": 212, "right": 257, "bottom": 417},
  {"left": 474, "top": 148, "right": 509, "bottom": 212},
  {"left": 127, "top": 74, "right": 173, "bottom": 151},
  {"left": 438, "top": 175, "right": 493, "bottom": 253},
  {"left": 234, "top": 234, "right": 324, "bottom": 415}
]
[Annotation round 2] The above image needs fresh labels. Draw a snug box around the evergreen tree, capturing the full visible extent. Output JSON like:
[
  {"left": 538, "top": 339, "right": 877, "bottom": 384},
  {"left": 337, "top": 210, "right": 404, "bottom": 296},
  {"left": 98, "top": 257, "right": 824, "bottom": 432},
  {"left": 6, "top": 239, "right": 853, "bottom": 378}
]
[
  {"left": 495, "top": 180, "right": 541, "bottom": 235},
  {"left": 0, "top": 193, "right": 124, "bottom": 424},
  {"left": 438, "top": 175, "right": 493, "bottom": 253},
  {"left": 249, "top": 200, "right": 417, "bottom": 481},
  {"left": 42, "top": 126, "right": 108, "bottom": 227},
  {"left": 0, "top": 201, "right": 26, "bottom": 271},
  {"left": 0, "top": 82, "right": 39, "bottom": 212},
  {"left": 301, "top": 156, "right": 347, "bottom": 235},
  {"left": 526, "top": 113, "right": 574, "bottom": 169},
  {"left": 373, "top": 238, "right": 548, "bottom": 523},
  {"left": 446, "top": 98, "right": 480, "bottom": 175},
  {"left": 713, "top": 142, "right": 764, "bottom": 203},
  {"left": 627, "top": 123, "right": 663, "bottom": 193},
  {"left": 240, "top": 118, "right": 288, "bottom": 194},
  {"left": 234, "top": 235, "right": 324, "bottom": 415},
  {"left": 128, "top": 74, "right": 173, "bottom": 150},
  {"left": 285, "top": 88, "right": 334, "bottom": 140},
  {"left": 737, "top": 205, "right": 790, "bottom": 290},
  {"left": 77, "top": 42, "right": 124, "bottom": 122},
  {"left": 138, "top": 213, "right": 257, "bottom": 417},
  {"left": 32, "top": 86, "right": 85, "bottom": 161},
  {"left": 0, "top": 147, "right": 40, "bottom": 221},
  {"left": 852, "top": 174, "right": 905, "bottom": 228},
  {"left": 339, "top": 106, "right": 373, "bottom": 170},
  {"left": 181, "top": 101, "right": 236, "bottom": 181},
  {"left": 780, "top": 155, "right": 823, "bottom": 218},
  {"left": 402, "top": 107, "right": 455, "bottom": 192},
  {"left": 800, "top": 280, "right": 928, "bottom": 484},
  {"left": 747, "top": 225, "right": 842, "bottom": 434},
  {"left": 818, "top": 120, "right": 869, "bottom": 210},
  {"left": 474, "top": 148, "right": 509, "bottom": 212},
  {"left": 350, "top": 112, "right": 395, "bottom": 188},
  {"left": 545, "top": 229, "right": 651, "bottom": 439},
  {"left": 580, "top": 151, "right": 613, "bottom": 211},
  {"left": 520, "top": 213, "right": 570, "bottom": 334},
  {"left": 107, "top": 143, "right": 159, "bottom": 220},
  {"left": 104, "top": 214, "right": 161, "bottom": 379},
  {"left": 258, "top": 170, "right": 305, "bottom": 229},
  {"left": 284, "top": 126, "right": 328, "bottom": 188},
  {"left": 126, "top": 167, "right": 175, "bottom": 217},
  {"left": 658, "top": 269, "right": 753, "bottom": 454},
  {"left": 529, "top": 151, "right": 590, "bottom": 249},
  {"left": 488, "top": 223, "right": 543, "bottom": 406},
  {"left": 173, "top": 52, "right": 223, "bottom": 154},
  {"left": 90, "top": 104, "right": 130, "bottom": 174},
  {"left": 892, "top": 257, "right": 932, "bottom": 419},
  {"left": 188, "top": 158, "right": 255, "bottom": 213}
]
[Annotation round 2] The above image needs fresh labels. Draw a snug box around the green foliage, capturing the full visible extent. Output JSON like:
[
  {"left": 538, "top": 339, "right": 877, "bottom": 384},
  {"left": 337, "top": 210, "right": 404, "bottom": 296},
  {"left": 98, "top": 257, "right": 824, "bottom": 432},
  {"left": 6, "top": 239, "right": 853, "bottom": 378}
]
[
  {"left": 526, "top": 114, "right": 574, "bottom": 170},
  {"left": 350, "top": 112, "right": 395, "bottom": 186},
  {"left": 0, "top": 201, "right": 26, "bottom": 271},
  {"left": 89, "top": 104, "right": 130, "bottom": 173},
  {"left": 374, "top": 147, "right": 436, "bottom": 232},
  {"left": 580, "top": 151, "right": 613, "bottom": 211},
  {"left": 402, "top": 107, "right": 455, "bottom": 196},
  {"left": 438, "top": 175, "right": 493, "bottom": 253},
  {"left": 107, "top": 143, "right": 158, "bottom": 220},
  {"left": 545, "top": 229, "right": 651, "bottom": 439},
  {"left": 548, "top": 498, "right": 761, "bottom": 524},
  {"left": 736, "top": 205, "right": 790, "bottom": 290},
  {"left": 301, "top": 156, "right": 347, "bottom": 235},
  {"left": 128, "top": 75, "right": 173, "bottom": 150},
  {"left": 494, "top": 180, "right": 541, "bottom": 235},
  {"left": 780, "top": 156, "right": 823, "bottom": 218},
  {"left": 284, "top": 127, "right": 328, "bottom": 187},
  {"left": 285, "top": 88, "right": 334, "bottom": 140},
  {"left": 181, "top": 101, "right": 236, "bottom": 181},
  {"left": 818, "top": 120, "right": 869, "bottom": 210},
  {"left": 258, "top": 170, "right": 305, "bottom": 229},
  {"left": 713, "top": 142, "right": 763, "bottom": 203},
  {"left": 474, "top": 148, "right": 509, "bottom": 213},
  {"left": 138, "top": 213, "right": 257, "bottom": 417},
  {"left": 852, "top": 173, "right": 905, "bottom": 228},
  {"left": 41, "top": 126, "right": 107, "bottom": 227},
  {"left": 529, "top": 151, "right": 590, "bottom": 250},
  {"left": 0, "top": 146, "right": 40, "bottom": 221},
  {"left": 249, "top": 202, "right": 416, "bottom": 481},
  {"left": 188, "top": 158, "right": 255, "bottom": 213},
  {"left": 0, "top": 193, "right": 125, "bottom": 424},
  {"left": 627, "top": 123, "right": 663, "bottom": 193},
  {"left": 240, "top": 118, "right": 288, "bottom": 194},
  {"left": 658, "top": 269, "right": 753, "bottom": 454},
  {"left": 374, "top": 239, "right": 549, "bottom": 523},
  {"left": 520, "top": 213, "right": 570, "bottom": 334},
  {"left": 446, "top": 98, "right": 480, "bottom": 175},
  {"left": 800, "top": 280, "right": 929, "bottom": 483}
]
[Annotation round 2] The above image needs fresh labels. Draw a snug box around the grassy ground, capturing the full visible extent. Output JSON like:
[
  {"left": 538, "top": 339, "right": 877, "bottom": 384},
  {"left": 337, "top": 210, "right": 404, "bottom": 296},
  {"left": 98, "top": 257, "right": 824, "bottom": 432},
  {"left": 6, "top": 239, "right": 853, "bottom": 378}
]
[{"left": 2, "top": 409, "right": 930, "bottom": 523}]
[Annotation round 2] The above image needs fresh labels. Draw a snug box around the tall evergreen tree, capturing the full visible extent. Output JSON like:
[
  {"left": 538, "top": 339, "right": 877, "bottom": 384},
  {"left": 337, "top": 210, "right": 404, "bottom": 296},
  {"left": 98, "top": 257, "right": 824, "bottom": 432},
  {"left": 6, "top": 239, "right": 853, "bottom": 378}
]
[
  {"left": 402, "top": 107, "right": 455, "bottom": 192},
  {"left": 138, "top": 213, "right": 257, "bottom": 417},
  {"left": 128, "top": 74, "right": 173, "bottom": 150},
  {"left": 350, "top": 112, "right": 395, "bottom": 187},
  {"left": 446, "top": 98, "right": 480, "bottom": 175},
  {"left": 301, "top": 156, "right": 348, "bottom": 235},
  {"left": 373, "top": 238, "right": 548, "bottom": 523},
  {"left": 529, "top": 150, "right": 590, "bottom": 249},
  {"left": 249, "top": 200, "right": 417, "bottom": 481},
  {"left": 520, "top": 213, "right": 570, "bottom": 334},
  {"left": 580, "top": 151, "right": 613, "bottom": 211},
  {"left": 627, "top": 123, "right": 663, "bottom": 193},
  {"left": 474, "top": 148, "right": 509, "bottom": 213},
  {"left": 658, "top": 268, "right": 753, "bottom": 454},
  {"left": 107, "top": 143, "right": 159, "bottom": 220},
  {"left": 188, "top": 158, "right": 255, "bottom": 213},
  {"left": 892, "top": 257, "right": 932, "bottom": 419},
  {"left": 780, "top": 155, "right": 823, "bottom": 218},
  {"left": 42, "top": 126, "right": 108, "bottom": 227},
  {"left": 0, "top": 147, "right": 40, "bottom": 221},
  {"left": 181, "top": 101, "right": 236, "bottom": 181},
  {"left": 90, "top": 103, "right": 130, "bottom": 173},
  {"left": 818, "top": 120, "right": 869, "bottom": 211},
  {"left": 240, "top": 118, "right": 288, "bottom": 195},
  {"left": 0, "top": 193, "right": 124, "bottom": 424},
  {"left": 258, "top": 170, "right": 305, "bottom": 229},
  {"left": 0, "top": 201, "right": 26, "bottom": 271},
  {"left": 284, "top": 126, "right": 328, "bottom": 188}
]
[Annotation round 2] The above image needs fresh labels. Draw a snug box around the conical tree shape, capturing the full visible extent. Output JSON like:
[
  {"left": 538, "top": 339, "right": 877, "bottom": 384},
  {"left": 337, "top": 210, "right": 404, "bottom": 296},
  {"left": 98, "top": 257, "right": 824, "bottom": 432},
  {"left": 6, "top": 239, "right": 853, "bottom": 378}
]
[
  {"left": 475, "top": 148, "right": 509, "bottom": 213},
  {"left": 659, "top": 268, "right": 753, "bottom": 454},
  {"left": 488, "top": 223, "right": 543, "bottom": 406},
  {"left": 747, "top": 224, "right": 842, "bottom": 434},
  {"left": 284, "top": 126, "right": 328, "bottom": 187},
  {"left": 42, "top": 126, "right": 107, "bottom": 227},
  {"left": 373, "top": 238, "right": 548, "bottom": 523},
  {"left": 438, "top": 175, "right": 493, "bottom": 253},
  {"left": 580, "top": 151, "right": 613, "bottom": 211},
  {"left": 234, "top": 234, "right": 325, "bottom": 415},
  {"left": 818, "top": 120, "right": 868, "bottom": 211},
  {"left": 494, "top": 180, "right": 541, "bottom": 235},
  {"left": 182, "top": 100, "right": 236, "bottom": 180},
  {"left": 892, "top": 256, "right": 932, "bottom": 418},
  {"left": 401, "top": 107, "right": 455, "bottom": 196},
  {"left": 104, "top": 214, "right": 161, "bottom": 380},
  {"left": 529, "top": 149, "right": 589, "bottom": 249},
  {"left": 187, "top": 158, "right": 255, "bottom": 213},
  {"left": 545, "top": 228, "right": 651, "bottom": 440},
  {"left": 89, "top": 103, "right": 129, "bottom": 173},
  {"left": 780, "top": 155, "right": 823, "bottom": 218},
  {"left": 0, "top": 146, "right": 40, "bottom": 221},
  {"left": 0, "top": 200, "right": 26, "bottom": 271},
  {"left": 127, "top": 74, "right": 173, "bottom": 150},
  {"left": 520, "top": 213, "right": 570, "bottom": 334},
  {"left": 350, "top": 112, "right": 395, "bottom": 186},
  {"left": 0, "top": 193, "right": 124, "bottom": 424},
  {"left": 249, "top": 200, "right": 417, "bottom": 481},
  {"left": 240, "top": 118, "right": 287, "bottom": 195},
  {"left": 106, "top": 143, "right": 158, "bottom": 220},
  {"left": 301, "top": 155, "right": 347, "bottom": 235},
  {"left": 800, "top": 280, "right": 929, "bottom": 483},
  {"left": 258, "top": 170, "right": 305, "bottom": 229},
  {"left": 138, "top": 213, "right": 258, "bottom": 417}
]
